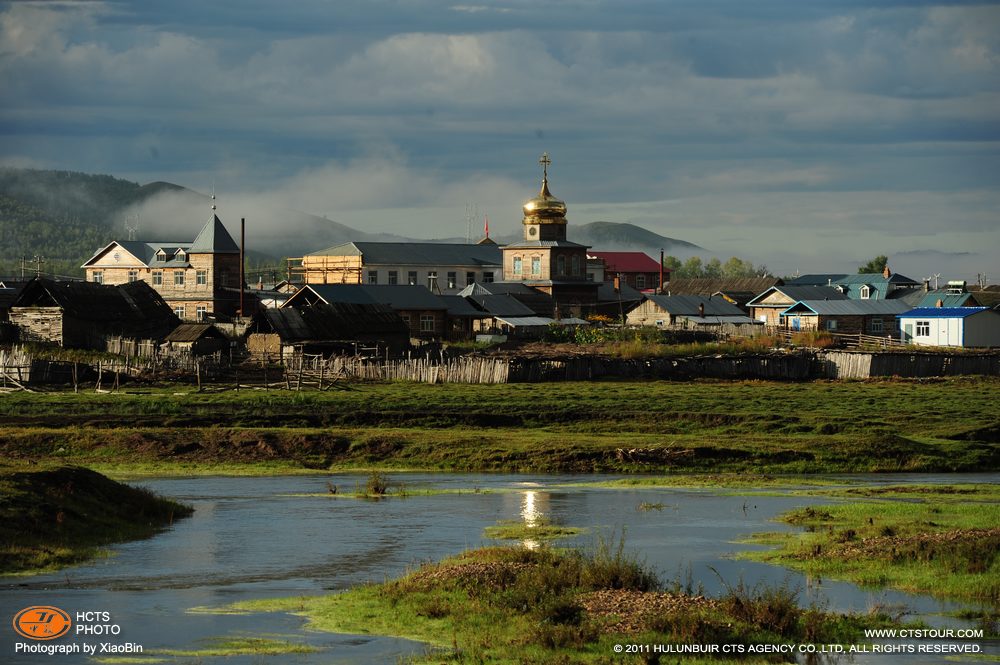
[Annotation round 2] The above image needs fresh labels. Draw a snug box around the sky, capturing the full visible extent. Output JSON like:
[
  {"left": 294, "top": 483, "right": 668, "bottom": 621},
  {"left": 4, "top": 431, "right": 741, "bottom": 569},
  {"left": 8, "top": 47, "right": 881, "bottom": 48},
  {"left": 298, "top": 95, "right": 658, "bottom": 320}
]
[{"left": 1, "top": 0, "right": 998, "bottom": 280}]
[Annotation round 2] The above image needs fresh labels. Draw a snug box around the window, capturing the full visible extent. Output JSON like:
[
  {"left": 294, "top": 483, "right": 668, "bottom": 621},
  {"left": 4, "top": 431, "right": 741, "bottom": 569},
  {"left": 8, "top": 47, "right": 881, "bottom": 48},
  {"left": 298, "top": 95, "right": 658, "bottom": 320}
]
[
  {"left": 587, "top": 273, "right": 594, "bottom": 282},
  {"left": 869, "top": 319, "right": 884, "bottom": 333},
  {"left": 916, "top": 320, "right": 930, "bottom": 336},
  {"left": 92, "top": 271, "right": 103, "bottom": 284},
  {"left": 826, "top": 319, "right": 838, "bottom": 331},
  {"left": 175, "top": 250, "right": 186, "bottom": 261},
  {"left": 556, "top": 255, "right": 566, "bottom": 275},
  {"left": 174, "top": 270, "right": 185, "bottom": 286},
  {"left": 447, "top": 272, "right": 457, "bottom": 289},
  {"left": 636, "top": 275, "right": 646, "bottom": 289},
  {"left": 196, "top": 305, "right": 207, "bottom": 321},
  {"left": 173, "top": 306, "right": 186, "bottom": 319},
  {"left": 513, "top": 257, "right": 523, "bottom": 274},
  {"left": 408, "top": 271, "right": 417, "bottom": 286},
  {"left": 368, "top": 270, "right": 378, "bottom": 284},
  {"left": 420, "top": 314, "right": 435, "bottom": 332},
  {"left": 219, "top": 270, "right": 230, "bottom": 287},
  {"left": 483, "top": 271, "right": 494, "bottom": 283},
  {"left": 128, "top": 270, "right": 139, "bottom": 283},
  {"left": 196, "top": 270, "right": 207, "bottom": 285},
  {"left": 152, "top": 270, "right": 163, "bottom": 286},
  {"left": 400, "top": 314, "right": 411, "bottom": 327},
  {"left": 860, "top": 285, "right": 871, "bottom": 300},
  {"left": 531, "top": 256, "right": 541, "bottom": 275},
  {"left": 571, "top": 255, "right": 581, "bottom": 276},
  {"left": 427, "top": 271, "right": 438, "bottom": 289},
  {"left": 466, "top": 272, "right": 476, "bottom": 286},
  {"left": 155, "top": 251, "right": 166, "bottom": 262},
  {"left": 388, "top": 270, "right": 398, "bottom": 285}
]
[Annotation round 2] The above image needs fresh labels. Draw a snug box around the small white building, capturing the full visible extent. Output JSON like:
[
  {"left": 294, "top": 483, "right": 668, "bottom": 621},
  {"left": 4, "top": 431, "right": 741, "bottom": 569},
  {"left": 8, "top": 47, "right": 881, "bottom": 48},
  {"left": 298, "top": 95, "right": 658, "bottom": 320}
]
[{"left": 897, "top": 307, "right": 1000, "bottom": 348}]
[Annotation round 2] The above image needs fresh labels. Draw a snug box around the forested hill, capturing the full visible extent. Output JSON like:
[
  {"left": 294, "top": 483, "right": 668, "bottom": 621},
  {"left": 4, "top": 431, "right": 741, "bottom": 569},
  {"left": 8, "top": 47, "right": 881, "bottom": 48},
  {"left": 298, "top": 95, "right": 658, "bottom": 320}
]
[
  {"left": 0, "top": 167, "right": 706, "bottom": 278},
  {"left": 0, "top": 169, "right": 197, "bottom": 277}
]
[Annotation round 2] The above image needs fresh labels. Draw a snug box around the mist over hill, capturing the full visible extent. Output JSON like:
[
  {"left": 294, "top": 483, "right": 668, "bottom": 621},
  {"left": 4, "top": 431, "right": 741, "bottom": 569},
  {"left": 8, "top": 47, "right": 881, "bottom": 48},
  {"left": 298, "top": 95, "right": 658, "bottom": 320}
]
[{"left": 0, "top": 168, "right": 704, "bottom": 276}]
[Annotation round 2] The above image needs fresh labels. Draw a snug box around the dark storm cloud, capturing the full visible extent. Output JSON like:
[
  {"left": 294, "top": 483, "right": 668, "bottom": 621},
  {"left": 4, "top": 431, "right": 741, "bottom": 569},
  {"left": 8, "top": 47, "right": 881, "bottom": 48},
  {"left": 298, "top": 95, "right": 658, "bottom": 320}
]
[{"left": 0, "top": 0, "right": 997, "bottom": 277}]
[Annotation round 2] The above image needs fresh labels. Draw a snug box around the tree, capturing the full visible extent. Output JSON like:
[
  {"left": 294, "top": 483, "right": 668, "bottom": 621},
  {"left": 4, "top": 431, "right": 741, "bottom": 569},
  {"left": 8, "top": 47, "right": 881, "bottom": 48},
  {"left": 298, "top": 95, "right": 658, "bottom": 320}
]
[
  {"left": 703, "top": 257, "right": 722, "bottom": 278},
  {"left": 858, "top": 255, "right": 889, "bottom": 274},
  {"left": 681, "top": 256, "right": 703, "bottom": 278},
  {"left": 722, "top": 256, "right": 755, "bottom": 278}
]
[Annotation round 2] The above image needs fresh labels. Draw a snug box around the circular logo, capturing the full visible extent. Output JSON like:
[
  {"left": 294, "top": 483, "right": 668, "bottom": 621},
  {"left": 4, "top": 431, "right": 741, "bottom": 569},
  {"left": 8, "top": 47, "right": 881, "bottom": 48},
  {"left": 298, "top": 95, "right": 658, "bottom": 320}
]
[{"left": 13, "top": 606, "right": 72, "bottom": 640}]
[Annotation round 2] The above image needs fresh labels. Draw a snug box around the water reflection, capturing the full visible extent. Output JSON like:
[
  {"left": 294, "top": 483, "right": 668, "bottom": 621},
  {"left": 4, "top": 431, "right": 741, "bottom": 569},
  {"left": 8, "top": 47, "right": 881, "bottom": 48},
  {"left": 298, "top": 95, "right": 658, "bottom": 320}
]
[
  {"left": 519, "top": 489, "right": 547, "bottom": 549},
  {"left": 0, "top": 472, "right": 995, "bottom": 665}
]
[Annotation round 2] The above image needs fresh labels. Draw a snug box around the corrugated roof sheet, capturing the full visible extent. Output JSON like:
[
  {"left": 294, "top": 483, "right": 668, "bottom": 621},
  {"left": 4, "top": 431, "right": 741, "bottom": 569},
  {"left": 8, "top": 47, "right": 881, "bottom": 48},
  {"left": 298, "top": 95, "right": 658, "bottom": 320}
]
[
  {"left": 588, "top": 252, "right": 661, "bottom": 273},
  {"left": 308, "top": 242, "right": 501, "bottom": 267},
  {"left": 259, "top": 302, "right": 408, "bottom": 342},
  {"left": 438, "top": 295, "right": 487, "bottom": 318},
  {"left": 677, "top": 315, "right": 759, "bottom": 325},
  {"left": 667, "top": 276, "right": 782, "bottom": 298},
  {"left": 747, "top": 285, "right": 848, "bottom": 305},
  {"left": 472, "top": 294, "right": 537, "bottom": 317},
  {"left": 782, "top": 300, "right": 912, "bottom": 316},
  {"left": 12, "top": 278, "right": 179, "bottom": 339},
  {"left": 897, "top": 307, "right": 991, "bottom": 319},
  {"left": 289, "top": 284, "right": 447, "bottom": 310},
  {"left": 644, "top": 294, "right": 747, "bottom": 317},
  {"left": 165, "top": 323, "right": 227, "bottom": 342}
]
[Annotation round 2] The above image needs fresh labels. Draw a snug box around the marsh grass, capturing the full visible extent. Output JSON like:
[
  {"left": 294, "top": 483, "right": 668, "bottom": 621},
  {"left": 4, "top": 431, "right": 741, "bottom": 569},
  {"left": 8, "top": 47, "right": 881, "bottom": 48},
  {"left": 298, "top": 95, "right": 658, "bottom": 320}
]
[
  {"left": 743, "top": 491, "right": 1000, "bottom": 603},
  {"left": 229, "top": 537, "right": 902, "bottom": 664},
  {"left": 483, "top": 519, "right": 584, "bottom": 542},
  {"left": 1, "top": 378, "right": 996, "bottom": 476}
]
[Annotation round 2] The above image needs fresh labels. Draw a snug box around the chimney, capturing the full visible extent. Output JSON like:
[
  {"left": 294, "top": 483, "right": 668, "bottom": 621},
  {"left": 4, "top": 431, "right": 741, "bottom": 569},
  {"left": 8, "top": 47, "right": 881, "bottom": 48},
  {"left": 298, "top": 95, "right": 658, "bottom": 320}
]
[
  {"left": 883, "top": 264, "right": 891, "bottom": 279},
  {"left": 935, "top": 298, "right": 944, "bottom": 308},
  {"left": 699, "top": 302, "right": 705, "bottom": 318},
  {"left": 613, "top": 274, "right": 620, "bottom": 293},
  {"left": 923, "top": 279, "right": 930, "bottom": 293}
]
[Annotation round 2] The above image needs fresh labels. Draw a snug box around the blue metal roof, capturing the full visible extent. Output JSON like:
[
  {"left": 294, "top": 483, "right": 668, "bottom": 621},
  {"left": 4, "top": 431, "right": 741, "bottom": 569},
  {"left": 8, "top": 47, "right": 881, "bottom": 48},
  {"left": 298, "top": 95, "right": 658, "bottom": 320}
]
[{"left": 896, "top": 307, "right": 990, "bottom": 319}]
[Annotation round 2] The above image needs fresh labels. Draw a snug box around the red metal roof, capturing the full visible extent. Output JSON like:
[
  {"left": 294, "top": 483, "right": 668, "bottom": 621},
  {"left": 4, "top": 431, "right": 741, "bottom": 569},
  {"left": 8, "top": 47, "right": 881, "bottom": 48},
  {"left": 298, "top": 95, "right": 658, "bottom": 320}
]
[{"left": 588, "top": 251, "right": 665, "bottom": 274}]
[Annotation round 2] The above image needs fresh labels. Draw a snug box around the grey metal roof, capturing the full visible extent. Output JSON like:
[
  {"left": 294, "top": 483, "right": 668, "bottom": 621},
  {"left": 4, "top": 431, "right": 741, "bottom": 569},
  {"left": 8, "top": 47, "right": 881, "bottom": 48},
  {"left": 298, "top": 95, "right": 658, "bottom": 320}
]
[
  {"left": 644, "top": 294, "right": 747, "bottom": 317},
  {"left": 307, "top": 242, "right": 501, "bottom": 267},
  {"left": 786, "top": 274, "right": 848, "bottom": 286},
  {"left": 258, "top": 302, "right": 408, "bottom": 342},
  {"left": 438, "top": 295, "right": 488, "bottom": 318},
  {"left": 746, "top": 285, "right": 849, "bottom": 306},
  {"left": 781, "top": 300, "right": 912, "bottom": 316},
  {"left": 289, "top": 284, "right": 448, "bottom": 311},
  {"left": 677, "top": 315, "right": 760, "bottom": 325},
  {"left": 494, "top": 316, "right": 556, "bottom": 327},
  {"left": 596, "top": 280, "right": 643, "bottom": 303},
  {"left": 472, "top": 294, "right": 537, "bottom": 317},
  {"left": 502, "top": 240, "right": 589, "bottom": 249},
  {"left": 665, "top": 277, "right": 782, "bottom": 298},
  {"left": 188, "top": 215, "right": 240, "bottom": 254}
]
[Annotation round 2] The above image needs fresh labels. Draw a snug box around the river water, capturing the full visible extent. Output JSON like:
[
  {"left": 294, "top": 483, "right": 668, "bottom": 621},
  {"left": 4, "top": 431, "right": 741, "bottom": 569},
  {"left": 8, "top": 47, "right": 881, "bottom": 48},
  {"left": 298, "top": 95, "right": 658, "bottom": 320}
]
[{"left": 1, "top": 473, "right": 996, "bottom": 664}]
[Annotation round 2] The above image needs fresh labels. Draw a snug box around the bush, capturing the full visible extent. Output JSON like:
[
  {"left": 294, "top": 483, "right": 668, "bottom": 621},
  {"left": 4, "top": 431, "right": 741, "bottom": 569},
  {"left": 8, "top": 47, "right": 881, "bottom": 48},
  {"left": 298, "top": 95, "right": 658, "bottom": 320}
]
[{"left": 580, "top": 531, "right": 659, "bottom": 592}]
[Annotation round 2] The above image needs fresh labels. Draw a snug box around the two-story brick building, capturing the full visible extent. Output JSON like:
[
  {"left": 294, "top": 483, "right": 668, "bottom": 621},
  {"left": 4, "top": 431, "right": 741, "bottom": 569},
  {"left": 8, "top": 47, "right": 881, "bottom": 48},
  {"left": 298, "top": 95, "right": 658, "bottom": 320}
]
[{"left": 82, "top": 215, "right": 243, "bottom": 320}]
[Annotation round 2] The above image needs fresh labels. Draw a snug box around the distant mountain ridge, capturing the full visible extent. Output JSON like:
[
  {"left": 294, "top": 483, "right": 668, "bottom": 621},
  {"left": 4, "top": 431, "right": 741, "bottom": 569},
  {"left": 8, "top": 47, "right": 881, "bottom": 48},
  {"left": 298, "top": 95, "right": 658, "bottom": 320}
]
[{"left": 0, "top": 168, "right": 702, "bottom": 275}]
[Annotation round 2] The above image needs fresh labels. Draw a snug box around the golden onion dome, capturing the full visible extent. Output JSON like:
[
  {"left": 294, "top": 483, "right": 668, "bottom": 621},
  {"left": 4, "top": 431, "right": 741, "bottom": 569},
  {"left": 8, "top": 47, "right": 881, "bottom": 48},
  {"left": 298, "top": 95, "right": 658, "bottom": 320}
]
[{"left": 522, "top": 177, "right": 567, "bottom": 222}]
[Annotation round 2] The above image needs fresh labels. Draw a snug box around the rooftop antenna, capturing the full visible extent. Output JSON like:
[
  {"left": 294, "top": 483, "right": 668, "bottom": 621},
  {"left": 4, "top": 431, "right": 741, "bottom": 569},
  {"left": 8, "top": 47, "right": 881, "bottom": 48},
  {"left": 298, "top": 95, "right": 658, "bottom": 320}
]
[
  {"left": 465, "top": 203, "right": 479, "bottom": 243},
  {"left": 211, "top": 183, "right": 217, "bottom": 214},
  {"left": 125, "top": 214, "right": 139, "bottom": 241}
]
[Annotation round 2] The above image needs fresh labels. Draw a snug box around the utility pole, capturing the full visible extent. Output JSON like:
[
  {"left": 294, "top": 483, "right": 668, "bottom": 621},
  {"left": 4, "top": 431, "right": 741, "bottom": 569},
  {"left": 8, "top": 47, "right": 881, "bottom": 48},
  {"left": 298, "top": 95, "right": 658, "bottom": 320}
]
[{"left": 33, "top": 256, "right": 45, "bottom": 277}]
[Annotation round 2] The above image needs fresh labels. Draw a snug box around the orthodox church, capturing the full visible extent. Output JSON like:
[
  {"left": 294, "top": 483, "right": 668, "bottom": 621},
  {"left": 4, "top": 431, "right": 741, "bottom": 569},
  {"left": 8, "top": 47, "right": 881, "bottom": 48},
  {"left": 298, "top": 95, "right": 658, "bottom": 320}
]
[{"left": 501, "top": 153, "right": 600, "bottom": 314}]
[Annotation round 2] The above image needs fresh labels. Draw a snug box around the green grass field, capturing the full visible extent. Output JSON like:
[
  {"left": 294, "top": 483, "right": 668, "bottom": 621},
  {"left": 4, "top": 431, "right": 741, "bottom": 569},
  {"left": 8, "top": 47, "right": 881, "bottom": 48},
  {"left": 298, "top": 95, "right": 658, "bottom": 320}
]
[
  {"left": 1, "top": 378, "right": 997, "bottom": 476},
  {"left": 742, "top": 486, "right": 1000, "bottom": 605}
]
